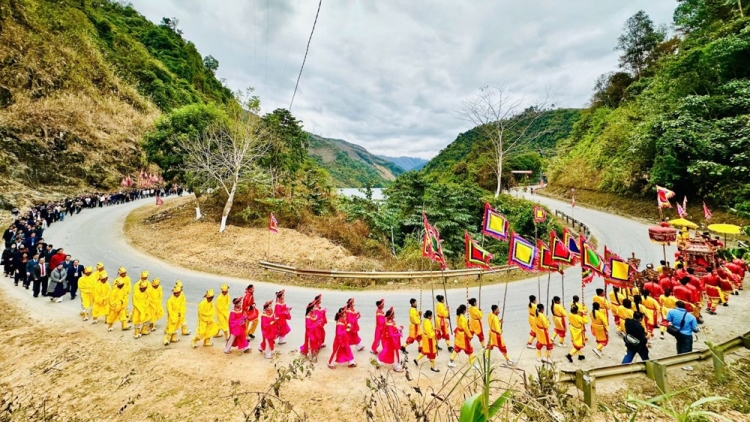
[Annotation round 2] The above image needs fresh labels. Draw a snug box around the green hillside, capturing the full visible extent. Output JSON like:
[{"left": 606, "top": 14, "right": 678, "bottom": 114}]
[
  {"left": 307, "top": 134, "right": 405, "bottom": 188},
  {"left": 0, "top": 0, "right": 233, "bottom": 206},
  {"left": 422, "top": 108, "right": 581, "bottom": 190},
  {"left": 548, "top": 4, "right": 750, "bottom": 214}
]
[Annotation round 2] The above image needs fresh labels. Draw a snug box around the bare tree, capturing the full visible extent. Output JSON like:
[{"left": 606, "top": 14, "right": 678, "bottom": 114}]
[
  {"left": 459, "top": 86, "right": 552, "bottom": 197},
  {"left": 178, "top": 115, "right": 271, "bottom": 232}
]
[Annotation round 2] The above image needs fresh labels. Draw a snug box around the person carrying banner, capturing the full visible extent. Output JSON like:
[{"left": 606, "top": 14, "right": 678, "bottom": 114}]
[
  {"left": 468, "top": 298, "right": 484, "bottom": 346},
  {"left": 534, "top": 304, "right": 553, "bottom": 363},
  {"left": 566, "top": 304, "right": 590, "bottom": 362},
  {"left": 526, "top": 295, "right": 538, "bottom": 348},
  {"left": 435, "top": 295, "right": 452, "bottom": 351},
  {"left": 552, "top": 296, "right": 568, "bottom": 347},
  {"left": 590, "top": 302, "right": 609, "bottom": 357},
  {"left": 486, "top": 304, "right": 515, "bottom": 365},
  {"left": 402, "top": 298, "right": 422, "bottom": 352},
  {"left": 414, "top": 310, "right": 439, "bottom": 372},
  {"left": 592, "top": 288, "right": 611, "bottom": 323},
  {"left": 448, "top": 305, "right": 475, "bottom": 368}
]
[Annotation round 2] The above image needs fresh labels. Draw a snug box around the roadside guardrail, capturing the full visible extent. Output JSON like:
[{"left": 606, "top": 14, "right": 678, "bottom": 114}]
[
  {"left": 561, "top": 331, "right": 750, "bottom": 409},
  {"left": 554, "top": 209, "right": 591, "bottom": 237},
  {"left": 259, "top": 261, "right": 516, "bottom": 280}
]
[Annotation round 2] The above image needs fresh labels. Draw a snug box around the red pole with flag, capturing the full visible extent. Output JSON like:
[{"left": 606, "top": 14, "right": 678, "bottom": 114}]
[{"left": 268, "top": 213, "right": 278, "bottom": 259}]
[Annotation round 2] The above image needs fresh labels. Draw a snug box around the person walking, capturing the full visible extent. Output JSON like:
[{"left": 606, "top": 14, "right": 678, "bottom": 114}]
[
  {"left": 47, "top": 262, "right": 68, "bottom": 303},
  {"left": 665, "top": 301, "right": 700, "bottom": 354},
  {"left": 67, "top": 259, "right": 84, "bottom": 300},
  {"left": 622, "top": 312, "right": 649, "bottom": 364}
]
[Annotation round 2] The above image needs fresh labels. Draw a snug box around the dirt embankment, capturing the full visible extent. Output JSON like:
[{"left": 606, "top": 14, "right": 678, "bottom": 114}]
[{"left": 123, "top": 198, "right": 523, "bottom": 290}]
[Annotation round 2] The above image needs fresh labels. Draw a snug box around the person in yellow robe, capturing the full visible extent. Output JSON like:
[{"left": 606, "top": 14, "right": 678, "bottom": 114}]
[
  {"left": 163, "top": 285, "right": 183, "bottom": 346},
  {"left": 592, "top": 288, "right": 610, "bottom": 324},
  {"left": 115, "top": 267, "right": 132, "bottom": 318},
  {"left": 632, "top": 295, "right": 650, "bottom": 338},
  {"left": 590, "top": 302, "right": 609, "bottom": 357},
  {"left": 641, "top": 290, "right": 661, "bottom": 338},
  {"left": 617, "top": 298, "right": 634, "bottom": 334},
  {"left": 192, "top": 289, "right": 219, "bottom": 347},
  {"left": 91, "top": 271, "right": 110, "bottom": 324},
  {"left": 92, "top": 262, "right": 106, "bottom": 286},
  {"left": 174, "top": 280, "right": 190, "bottom": 335},
  {"left": 551, "top": 296, "right": 568, "bottom": 347},
  {"left": 486, "top": 304, "right": 515, "bottom": 365},
  {"left": 131, "top": 280, "right": 152, "bottom": 338},
  {"left": 467, "top": 298, "right": 484, "bottom": 347},
  {"left": 565, "top": 304, "right": 590, "bottom": 362},
  {"left": 77, "top": 266, "right": 96, "bottom": 321},
  {"left": 534, "top": 304, "right": 553, "bottom": 363},
  {"left": 448, "top": 305, "right": 475, "bottom": 367},
  {"left": 402, "top": 298, "right": 422, "bottom": 351},
  {"left": 659, "top": 290, "right": 677, "bottom": 339},
  {"left": 569, "top": 296, "right": 589, "bottom": 343},
  {"left": 435, "top": 295, "right": 452, "bottom": 352},
  {"left": 215, "top": 284, "right": 231, "bottom": 339},
  {"left": 148, "top": 278, "right": 164, "bottom": 332},
  {"left": 414, "top": 310, "right": 439, "bottom": 372},
  {"left": 526, "top": 295, "right": 538, "bottom": 348},
  {"left": 106, "top": 277, "right": 131, "bottom": 332},
  {"left": 609, "top": 287, "right": 625, "bottom": 327}
]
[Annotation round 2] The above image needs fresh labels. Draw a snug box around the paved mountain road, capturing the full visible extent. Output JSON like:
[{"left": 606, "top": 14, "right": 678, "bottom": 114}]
[{"left": 40, "top": 193, "right": 672, "bottom": 360}]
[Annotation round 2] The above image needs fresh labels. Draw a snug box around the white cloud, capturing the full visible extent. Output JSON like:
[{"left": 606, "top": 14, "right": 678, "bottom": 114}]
[{"left": 128, "top": 0, "right": 676, "bottom": 159}]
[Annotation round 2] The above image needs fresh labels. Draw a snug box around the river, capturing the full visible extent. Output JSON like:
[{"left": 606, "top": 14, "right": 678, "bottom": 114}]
[{"left": 337, "top": 188, "right": 385, "bottom": 200}]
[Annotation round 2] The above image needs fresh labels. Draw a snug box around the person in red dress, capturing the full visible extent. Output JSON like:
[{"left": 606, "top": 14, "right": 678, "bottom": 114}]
[
  {"left": 313, "top": 294, "right": 328, "bottom": 349},
  {"left": 259, "top": 300, "right": 277, "bottom": 359},
  {"left": 225, "top": 298, "right": 252, "bottom": 354},
  {"left": 242, "top": 285, "right": 259, "bottom": 340},
  {"left": 370, "top": 299, "right": 385, "bottom": 354},
  {"left": 274, "top": 290, "right": 291, "bottom": 345},
  {"left": 345, "top": 298, "right": 365, "bottom": 351},
  {"left": 300, "top": 302, "right": 321, "bottom": 362},
  {"left": 377, "top": 307, "right": 404, "bottom": 372},
  {"left": 329, "top": 308, "right": 356, "bottom": 369}
]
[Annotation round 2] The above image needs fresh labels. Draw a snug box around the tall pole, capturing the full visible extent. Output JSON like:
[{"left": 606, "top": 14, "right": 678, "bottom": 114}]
[
  {"left": 442, "top": 276, "right": 452, "bottom": 332},
  {"left": 266, "top": 229, "right": 271, "bottom": 260},
  {"left": 561, "top": 272, "right": 565, "bottom": 308},
  {"left": 545, "top": 273, "right": 551, "bottom": 315},
  {"left": 535, "top": 221, "right": 541, "bottom": 300}
]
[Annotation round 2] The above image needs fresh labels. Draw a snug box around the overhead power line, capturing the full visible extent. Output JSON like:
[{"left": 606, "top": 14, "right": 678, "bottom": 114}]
[{"left": 289, "top": 0, "right": 323, "bottom": 111}]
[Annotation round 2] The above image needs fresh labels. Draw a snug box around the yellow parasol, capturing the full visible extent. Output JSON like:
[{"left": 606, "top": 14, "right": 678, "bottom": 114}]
[
  {"left": 708, "top": 224, "right": 743, "bottom": 246},
  {"left": 707, "top": 224, "right": 742, "bottom": 234},
  {"left": 668, "top": 218, "right": 698, "bottom": 229}
]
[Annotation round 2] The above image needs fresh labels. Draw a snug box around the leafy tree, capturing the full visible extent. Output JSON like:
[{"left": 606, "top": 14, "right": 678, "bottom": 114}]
[
  {"left": 203, "top": 55, "right": 219, "bottom": 74},
  {"left": 616, "top": 11, "right": 667, "bottom": 77},
  {"left": 260, "top": 109, "right": 309, "bottom": 179},
  {"left": 591, "top": 72, "right": 635, "bottom": 108}
]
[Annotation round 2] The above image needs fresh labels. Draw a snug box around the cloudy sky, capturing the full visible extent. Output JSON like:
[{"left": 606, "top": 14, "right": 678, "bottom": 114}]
[{"left": 128, "top": 0, "right": 676, "bottom": 159}]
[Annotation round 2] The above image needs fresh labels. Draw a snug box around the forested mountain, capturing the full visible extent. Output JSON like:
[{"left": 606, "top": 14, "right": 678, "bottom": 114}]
[
  {"left": 421, "top": 108, "right": 581, "bottom": 190},
  {"left": 548, "top": 3, "right": 750, "bottom": 213},
  {"left": 307, "top": 134, "right": 405, "bottom": 188},
  {"left": 0, "top": 0, "right": 233, "bottom": 205},
  {"left": 377, "top": 155, "right": 429, "bottom": 171}
]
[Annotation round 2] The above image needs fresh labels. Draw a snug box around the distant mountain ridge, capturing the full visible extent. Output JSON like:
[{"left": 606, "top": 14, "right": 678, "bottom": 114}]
[
  {"left": 307, "top": 134, "right": 405, "bottom": 188},
  {"left": 377, "top": 155, "right": 429, "bottom": 171}
]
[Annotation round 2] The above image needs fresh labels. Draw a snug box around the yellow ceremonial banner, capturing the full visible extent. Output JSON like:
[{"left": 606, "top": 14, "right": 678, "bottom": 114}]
[
  {"left": 610, "top": 259, "right": 630, "bottom": 282},
  {"left": 488, "top": 213, "right": 505, "bottom": 232},
  {"left": 515, "top": 242, "right": 533, "bottom": 265}
]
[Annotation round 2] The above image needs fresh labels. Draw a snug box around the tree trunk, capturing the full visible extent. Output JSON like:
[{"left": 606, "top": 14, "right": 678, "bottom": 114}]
[
  {"left": 193, "top": 192, "right": 202, "bottom": 220},
  {"left": 494, "top": 156, "right": 503, "bottom": 198},
  {"left": 219, "top": 184, "right": 236, "bottom": 233}
]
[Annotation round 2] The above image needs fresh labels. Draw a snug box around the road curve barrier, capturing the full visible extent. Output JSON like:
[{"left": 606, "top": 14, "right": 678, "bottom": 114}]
[
  {"left": 554, "top": 209, "right": 591, "bottom": 237},
  {"left": 560, "top": 331, "right": 750, "bottom": 410},
  {"left": 259, "top": 261, "right": 516, "bottom": 280}
]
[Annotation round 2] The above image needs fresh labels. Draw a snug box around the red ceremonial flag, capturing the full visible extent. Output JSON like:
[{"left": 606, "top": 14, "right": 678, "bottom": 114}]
[
  {"left": 550, "top": 231, "right": 573, "bottom": 264},
  {"left": 656, "top": 185, "right": 675, "bottom": 209},
  {"left": 537, "top": 239, "right": 560, "bottom": 272},
  {"left": 269, "top": 213, "right": 278, "bottom": 233},
  {"left": 465, "top": 232, "right": 493, "bottom": 270},
  {"left": 533, "top": 205, "right": 547, "bottom": 223},
  {"left": 155, "top": 196, "right": 163, "bottom": 206},
  {"left": 703, "top": 202, "right": 712, "bottom": 221}
]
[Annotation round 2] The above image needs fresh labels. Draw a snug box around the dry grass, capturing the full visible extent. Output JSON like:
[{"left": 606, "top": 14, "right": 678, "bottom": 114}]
[{"left": 124, "top": 197, "right": 529, "bottom": 290}]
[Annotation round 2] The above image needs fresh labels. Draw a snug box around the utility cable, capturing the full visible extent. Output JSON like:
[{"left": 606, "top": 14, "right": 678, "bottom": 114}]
[{"left": 289, "top": 0, "right": 323, "bottom": 111}]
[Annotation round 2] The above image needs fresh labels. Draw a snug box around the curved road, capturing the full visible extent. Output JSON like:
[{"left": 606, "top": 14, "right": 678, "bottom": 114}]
[{"left": 40, "top": 193, "right": 672, "bottom": 362}]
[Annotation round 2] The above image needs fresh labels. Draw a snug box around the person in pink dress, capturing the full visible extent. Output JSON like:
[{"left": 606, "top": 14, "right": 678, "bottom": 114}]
[
  {"left": 313, "top": 294, "right": 328, "bottom": 349},
  {"left": 225, "top": 298, "right": 252, "bottom": 354},
  {"left": 345, "top": 298, "right": 365, "bottom": 351},
  {"left": 328, "top": 308, "right": 356, "bottom": 369},
  {"left": 378, "top": 307, "right": 404, "bottom": 372},
  {"left": 259, "top": 300, "right": 277, "bottom": 359},
  {"left": 301, "top": 302, "right": 321, "bottom": 362},
  {"left": 274, "top": 290, "right": 291, "bottom": 345},
  {"left": 370, "top": 299, "right": 385, "bottom": 354}
]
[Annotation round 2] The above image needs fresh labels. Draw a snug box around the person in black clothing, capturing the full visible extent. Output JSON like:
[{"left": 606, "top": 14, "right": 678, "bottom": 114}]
[
  {"left": 33, "top": 257, "right": 49, "bottom": 298},
  {"left": 67, "top": 259, "right": 83, "bottom": 300},
  {"left": 621, "top": 312, "right": 650, "bottom": 364}
]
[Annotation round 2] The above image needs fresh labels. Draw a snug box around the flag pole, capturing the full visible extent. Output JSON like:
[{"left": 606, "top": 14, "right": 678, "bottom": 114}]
[
  {"left": 442, "top": 275, "right": 452, "bottom": 333},
  {"left": 535, "top": 220, "right": 541, "bottom": 301},
  {"left": 267, "top": 227, "right": 271, "bottom": 260},
  {"left": 545, "top": 273, "right": 551, "bottom": 316},
  {"left": 561, "top": 272, "right": 565, "bottom": 309}
]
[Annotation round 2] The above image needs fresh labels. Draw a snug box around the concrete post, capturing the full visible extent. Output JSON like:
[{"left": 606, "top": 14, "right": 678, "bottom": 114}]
[
  {"left": 646, "top": 361, "right": 669, "bottom": 394},
  {"left": 707, "top": 342, "right": 726, "bottom": 383}
]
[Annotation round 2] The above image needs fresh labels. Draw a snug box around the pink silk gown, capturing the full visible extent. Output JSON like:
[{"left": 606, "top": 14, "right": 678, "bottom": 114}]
[
  {"left": 228, "top": 310, "right": 248, "bottom": 349},
  {"left": 371, "top": 310, "right": 385, "bottom": 353},
  {"left": 378, "top": 322, "right": 402, "bottom": 365},
  {"left": 260, "top": 313, "right": 277, "bottom": 351},
  {"left": 330, "top": 322, "right": 355, "bottom": 364},
  {"left": 346, "top": 309, "right": 361, "bottom": 345},
  {"left": 274, "top": 303, "right": 291, "bottom": 338}
]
